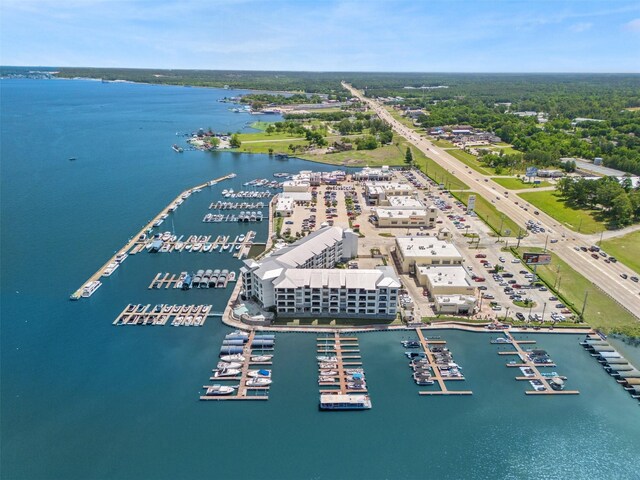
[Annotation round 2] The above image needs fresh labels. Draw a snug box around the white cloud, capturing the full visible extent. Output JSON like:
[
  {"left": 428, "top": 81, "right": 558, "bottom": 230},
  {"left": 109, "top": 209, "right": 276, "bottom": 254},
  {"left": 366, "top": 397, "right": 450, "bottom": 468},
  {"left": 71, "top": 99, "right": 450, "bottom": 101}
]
[
  {"left": 624, "top": 18, "right": 640, "bottom": 31},
  {"left": 569, "top": 22, "right": 593, "bottom": 33}
]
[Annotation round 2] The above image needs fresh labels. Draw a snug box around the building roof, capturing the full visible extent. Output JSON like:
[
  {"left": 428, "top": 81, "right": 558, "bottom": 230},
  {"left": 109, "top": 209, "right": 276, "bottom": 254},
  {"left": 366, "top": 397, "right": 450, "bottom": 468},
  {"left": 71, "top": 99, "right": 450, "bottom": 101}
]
[
  {"left": 365, "top": 181, "right": 414, "bottom": 195},
  {"left": 418, "top": 265, "right": 470, "bottom": 288},
  {"left": 396, "top": 237, "right": 462, "bottom": 259},
  {"left": 386, "top": 196, "right": 424, "bottom": 208},
  {"left": 375, "top": 208, "right": 430, "bottom": 219},
  {"left": 434, "top": 294, "right": 477, "bottom": 305},
  {"left": 272, "top": 226, "right": 346, "bottom": 267},
  {"left": 273, "top": 266, "right": 400, "bottom": 290}
]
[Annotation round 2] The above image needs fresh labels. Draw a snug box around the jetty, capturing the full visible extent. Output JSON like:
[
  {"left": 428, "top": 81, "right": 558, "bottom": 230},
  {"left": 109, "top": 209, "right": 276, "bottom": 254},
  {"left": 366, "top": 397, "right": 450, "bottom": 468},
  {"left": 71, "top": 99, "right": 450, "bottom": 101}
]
[
  {"left": 317, "top": 334, "right": 367, "bottom": 396},
  {"left": 200, "top": 331, "right": 274, "bottom": 401},
  {"left": 496, "top": 331, "right": 579, "bottom": 395},
  {"left": 70, "top": 173, "right": 236, "bottom": 300},
  {"left": 415, "top": 329, "right": 472, "bottom": 396}
]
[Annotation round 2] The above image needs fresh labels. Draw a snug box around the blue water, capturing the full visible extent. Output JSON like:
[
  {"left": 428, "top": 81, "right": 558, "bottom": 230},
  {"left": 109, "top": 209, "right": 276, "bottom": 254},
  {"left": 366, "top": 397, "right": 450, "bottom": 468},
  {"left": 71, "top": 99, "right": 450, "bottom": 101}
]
[{"left": 1, "top": 79, "right": 639, "bottom": 480}]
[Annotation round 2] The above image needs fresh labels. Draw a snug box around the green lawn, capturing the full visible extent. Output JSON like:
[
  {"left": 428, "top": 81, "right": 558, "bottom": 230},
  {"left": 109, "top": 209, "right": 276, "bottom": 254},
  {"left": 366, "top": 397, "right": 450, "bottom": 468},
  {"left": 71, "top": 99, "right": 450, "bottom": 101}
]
[
  {"left": 446, "top": 149, "right": 494, "bottom": 175},
  {"left": 598, "top": 231, "right": 640, "bottom": 274},
  {"left": 514, "top": 247, "right": 640, "bottom": 337},
  {"left": 385, "top": 106, "right": 422, "bottom": 131},
  {"left": 491, "top": 177, "right": 552, "bottom": 190},
  {"left": 237, "top": 138, "right": 309, "bottom": 154},
  {"left": 237, "top": 131, "right": 304, "bottom": 142},
  {"left": 453, "top": 191, "right": 522, "bottom": 237},
  {"left": 430, "top": 138, "right": 455, "bottom": 148},
  {"left": 413, "top": 145, "right": 469, "bottom": 190},
  {"left": 518, "top": 190, "right": 606, "bottom": 234}
]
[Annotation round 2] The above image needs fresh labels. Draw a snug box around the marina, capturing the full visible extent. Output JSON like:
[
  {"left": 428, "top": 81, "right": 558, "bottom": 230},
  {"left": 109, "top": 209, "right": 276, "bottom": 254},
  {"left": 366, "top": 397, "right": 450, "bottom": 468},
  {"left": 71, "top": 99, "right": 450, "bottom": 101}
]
[
  {"left": 69, "top": 173, "right": 236, "bottom": 300},
  {"left": 581, "top": 334, "right": 640, "bottom": 403},
  {"left": 415, "top": 329, "right": 473, "bottom": 396},
  {"left": 136, "top": 231, "right": 257, "bottom": 259},
  {"left": 208, "top": 201, "right": 266, "bottom": 210},
  {"left": 200, "top": 330, "right": 275, "bottom": 401},
  {"left": 148, "top": 270, "right": 237, "bottom": 289},
  {"left": 496, "top": 331, "right": 579, "bottom": 395},
  {"left": 316, "top": 334, "right": 369, "bottom": 404},
  {"left": 202, "top": 212, "right": 264, "bottom": 223},
  {"left": 112, "top": 304, "right": 214, "bottom": 327}
]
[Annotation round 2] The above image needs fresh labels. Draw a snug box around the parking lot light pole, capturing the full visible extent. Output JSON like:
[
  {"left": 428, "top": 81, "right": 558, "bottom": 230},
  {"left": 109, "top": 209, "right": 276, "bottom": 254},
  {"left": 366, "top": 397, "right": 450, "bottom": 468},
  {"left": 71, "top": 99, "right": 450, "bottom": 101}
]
[
  {"left": 504, "top": 306, "right": 510, "bottom": 322},
  {"left": 541, "top": 302, "right": 547, "bottom": 323}
]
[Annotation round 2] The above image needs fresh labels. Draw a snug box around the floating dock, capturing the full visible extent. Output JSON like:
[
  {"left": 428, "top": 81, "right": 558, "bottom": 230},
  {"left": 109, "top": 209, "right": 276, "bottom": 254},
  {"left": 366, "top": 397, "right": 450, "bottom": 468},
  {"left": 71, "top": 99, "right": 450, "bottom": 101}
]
[
  {"left": 317, "top": 334, "right": 367, "bottom": 396},
  {"left": 200, "top": 331, "right": 274, "bottom": 401},
  {"left": 415, "top": 329, "right": 472, "bottom": 396},
  {"left": 496, "top": 331, "right": 579, "bottom": 395},
  {"left": 70, "top": 173, "right": 236, "bottom": 300},
  {"left": 112, "top": 304, "right": 214, "bottom": 326}
]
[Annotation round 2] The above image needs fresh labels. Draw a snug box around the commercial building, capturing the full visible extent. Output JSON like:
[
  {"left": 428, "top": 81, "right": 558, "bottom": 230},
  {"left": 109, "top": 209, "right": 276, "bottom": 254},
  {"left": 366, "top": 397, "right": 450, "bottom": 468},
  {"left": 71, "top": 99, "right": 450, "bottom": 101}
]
[
  {"left": 394, "top": 236, "right": 463, "bottom": 273},
  {"left": 353, "top": 166, "right": 393, "bottom": 181},
  {"left": 416, "top": 265, "right": 477, "bottom": 314},
  {"left": 364, "top": 182, "right": 416, "bottom": 205},
  {"left": 240, "top": 226, "right": 401, "bottom": 319},
  {"left": 374, "top": 207, "right": 437, "bottom": 228}
]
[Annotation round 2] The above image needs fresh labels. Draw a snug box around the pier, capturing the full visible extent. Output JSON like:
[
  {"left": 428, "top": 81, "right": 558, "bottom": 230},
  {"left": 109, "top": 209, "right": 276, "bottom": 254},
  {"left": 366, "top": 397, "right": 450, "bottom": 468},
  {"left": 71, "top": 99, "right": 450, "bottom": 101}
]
[
  {"left": 200, "top": 331, "right": 274, "bottom": 401},
  {"left": 415, "top": 329, "right": 472, "bottom": 396},
  {"left": 113, "top": 304, "right": 212, "bottom": 326},
  {"left": 70, "top": 173, "right": 236, "bottom": 300},
  {"left": 317, "top": 334, "right": 367, "bottom": 395},
  {"left": 496, "top": 331, "right": 579, "bottom": 395},
  {"left": 148, "top": 270, "right": 236, "bottom": 289}
]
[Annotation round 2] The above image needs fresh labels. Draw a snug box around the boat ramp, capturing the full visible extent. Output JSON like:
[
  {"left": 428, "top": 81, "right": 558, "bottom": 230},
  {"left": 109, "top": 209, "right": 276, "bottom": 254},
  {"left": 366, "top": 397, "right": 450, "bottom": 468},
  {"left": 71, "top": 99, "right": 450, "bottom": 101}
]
[
  {"left": 200, "top": 331, "right": 275, "bottom": 401},
  {"left": 495, "top": 331, "right": 579, "bottom": 395}
]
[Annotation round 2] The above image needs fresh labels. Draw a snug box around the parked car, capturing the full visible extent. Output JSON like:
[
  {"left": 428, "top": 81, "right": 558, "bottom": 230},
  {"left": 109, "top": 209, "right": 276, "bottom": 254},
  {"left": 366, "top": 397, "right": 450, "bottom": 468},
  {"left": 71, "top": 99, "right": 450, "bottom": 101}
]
[{"left": 515, "top": 312, "right": 525, "bottom": 321}]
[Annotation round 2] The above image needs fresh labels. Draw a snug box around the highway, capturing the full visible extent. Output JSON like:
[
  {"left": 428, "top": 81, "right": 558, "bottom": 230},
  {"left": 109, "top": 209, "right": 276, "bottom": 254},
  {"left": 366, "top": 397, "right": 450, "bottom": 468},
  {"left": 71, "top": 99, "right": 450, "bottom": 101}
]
[{"left": 343, "top": 82, "right": 640, "bottom": 318}]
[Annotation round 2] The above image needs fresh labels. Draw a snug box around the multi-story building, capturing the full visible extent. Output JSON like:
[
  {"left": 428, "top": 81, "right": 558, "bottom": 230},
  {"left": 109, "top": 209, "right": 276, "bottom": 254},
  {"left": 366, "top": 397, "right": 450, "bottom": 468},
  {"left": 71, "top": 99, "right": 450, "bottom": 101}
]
[
  {"left": 364, "top": 181, "right": 416, "bottom": 205},
  {"left": 394, "top": 236, "right": 464, "bottom": 273},
  {"left": 240, "top": 226, "right": 402, "bottom": 319}
]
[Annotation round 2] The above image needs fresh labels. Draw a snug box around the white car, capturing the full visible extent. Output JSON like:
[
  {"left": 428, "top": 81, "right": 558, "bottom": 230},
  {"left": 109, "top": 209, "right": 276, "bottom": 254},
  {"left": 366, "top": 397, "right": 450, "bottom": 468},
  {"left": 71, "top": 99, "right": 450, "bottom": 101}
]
[
  {"left": 511, "top": 259, "right": 520, "bottom": 264},
  {"left": 499, "top": 257, "right": 506, "bottom": 263}
]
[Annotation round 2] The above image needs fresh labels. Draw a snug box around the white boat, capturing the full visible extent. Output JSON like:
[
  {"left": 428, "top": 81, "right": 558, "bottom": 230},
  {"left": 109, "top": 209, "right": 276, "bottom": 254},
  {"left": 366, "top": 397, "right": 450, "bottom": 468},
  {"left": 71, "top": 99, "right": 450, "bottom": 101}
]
[
  {"left": 247, "top": 369, "right": 271, "bottom": 378},
  {"left": 213, "top": 368, "right": 241, "bottom": 378},
  {"left": 204, "top": 385, "right": 235, "bottom": 396},
  {"left": 246, "top": 377, "right": 272, "bottom": 387},
  {"left": 203, "top": 243, "right": 213, "bottom": 252},
  {"left": 220, "top": 354, "right": 245, "bottom": 362},
  {"left": 175, "top": 242, "right": 184, "bottom": 250},
  {"left": 320, "top": 369, "right": 338, "bottom": 376},
  {"left": 320, "top": 393, "right": 371, "bottom": 410},
  {"left": 250, "top": 355, "right": 272, "bottom": 362},
  {"left": 217, "top": 362, "right": 243, "bottom": 369},
  {"left": 222, "top": 244, "right": 230, "bottom": 251},
  {"left": 192, "top": 243, "right": 203, "bottom": 252},
  {"left": 222, "top": 189, "right": 228, "bottom": 195},
  {"left": 102, "top": 262, "right": 119, "bottom": 277},
  {"left": 238, "top": 234, "right": 245, "bottom": 242},
  {"left": 318, "top": 376, "right": 336, "bottom": 383},
  {"left": 317, "top": 356, "right": 338, "bottom": 363},
  {"left": 81, "top": 281, "right": 102, "bottom": 298},
  {"left": 184, "top": 244, "right": 193, "bottom": 251}
]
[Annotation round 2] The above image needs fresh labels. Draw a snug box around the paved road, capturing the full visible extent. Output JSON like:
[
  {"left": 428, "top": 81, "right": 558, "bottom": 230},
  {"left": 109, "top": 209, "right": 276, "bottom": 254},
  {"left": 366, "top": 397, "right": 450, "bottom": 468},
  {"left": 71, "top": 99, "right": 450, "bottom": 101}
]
[{"left": 343, "top": 82, "right": 640, "bottom": 318}]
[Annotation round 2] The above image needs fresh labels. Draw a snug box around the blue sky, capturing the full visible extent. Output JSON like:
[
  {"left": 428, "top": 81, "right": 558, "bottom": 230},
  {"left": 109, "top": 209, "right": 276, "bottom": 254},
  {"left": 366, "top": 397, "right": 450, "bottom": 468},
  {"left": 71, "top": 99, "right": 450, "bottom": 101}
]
[{"left": 1, "top": 0, "right": 639, "bottom": 72}]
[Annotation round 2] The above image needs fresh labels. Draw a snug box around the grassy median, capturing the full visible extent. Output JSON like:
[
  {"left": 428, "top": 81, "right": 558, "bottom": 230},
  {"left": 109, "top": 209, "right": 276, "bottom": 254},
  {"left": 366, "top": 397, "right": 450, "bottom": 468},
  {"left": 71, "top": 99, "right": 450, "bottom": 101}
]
[
  {"left": 598, "top": 231, "right": 640, "bottom": 274},
  {"left": 514, "top": 247, "right": 640, "bottom": 337},
  {"left": 518, "top": 190, "right": 606, "bottom": 234},
  {"left": 452, "top": 191, "right": 522, "bottom": 237}
]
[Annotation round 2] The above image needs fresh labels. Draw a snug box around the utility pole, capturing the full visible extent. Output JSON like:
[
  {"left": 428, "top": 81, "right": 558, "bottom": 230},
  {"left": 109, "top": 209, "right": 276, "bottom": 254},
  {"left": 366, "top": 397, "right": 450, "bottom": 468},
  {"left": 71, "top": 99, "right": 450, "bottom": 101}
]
[
  {"left": 541, "top": 302, "right": 547, "bottom": 323},
  {"left": 543, "top": 235, "right": 549, "bottom": 253},
  {"left": 516, "top": 228, "right": 523, "bottom": 249},
  {"left": 580, "top": 291, "right": 589, "bottom": 321},
  {"left": 577, "top": 217, "right": 583, "bottom": 233},
  {"left": 599, "top": 229, "right": 604, "bottom": 245},
  {"left": 499, "top": 214, "right": 505, "bottom": 236}
]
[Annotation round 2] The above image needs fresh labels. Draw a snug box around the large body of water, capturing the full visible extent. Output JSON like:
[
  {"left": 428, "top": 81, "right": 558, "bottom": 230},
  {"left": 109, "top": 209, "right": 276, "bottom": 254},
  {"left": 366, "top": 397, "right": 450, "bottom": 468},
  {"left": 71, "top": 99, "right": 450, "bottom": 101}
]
[{"left": 1, "top": 79, "right": 639, "bottom": 480}]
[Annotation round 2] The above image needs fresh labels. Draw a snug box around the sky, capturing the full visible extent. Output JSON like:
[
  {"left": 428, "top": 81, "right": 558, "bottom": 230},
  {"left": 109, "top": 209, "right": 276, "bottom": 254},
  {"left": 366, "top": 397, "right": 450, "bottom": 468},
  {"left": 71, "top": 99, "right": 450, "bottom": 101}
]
[{"left": 1, "top": 0, "right": 639, "bottom": 72}]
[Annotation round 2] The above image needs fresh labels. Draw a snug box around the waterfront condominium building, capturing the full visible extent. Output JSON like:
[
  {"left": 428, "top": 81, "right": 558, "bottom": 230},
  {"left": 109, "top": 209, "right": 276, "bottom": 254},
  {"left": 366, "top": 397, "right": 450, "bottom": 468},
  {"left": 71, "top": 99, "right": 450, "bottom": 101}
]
[{"left": 240, "top": 226, "right": 401, "bottom": 318}]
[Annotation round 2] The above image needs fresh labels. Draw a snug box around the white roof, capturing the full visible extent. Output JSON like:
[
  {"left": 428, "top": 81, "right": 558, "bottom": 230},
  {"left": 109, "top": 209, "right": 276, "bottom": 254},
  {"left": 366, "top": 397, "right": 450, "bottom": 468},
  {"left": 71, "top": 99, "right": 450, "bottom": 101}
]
[
  {"left": 376, "top": 208, "right": 430, "bottom": 219},
  {"left": 365, "top": 181, "right": 414, "bottom": 194},
  {"left": 273, "top": 267, "right": 400, "bottom": 290},
  {"left": 280, "top": 192, "right": 312, "bottom": 201},
  {"left": 396, "top": 237, "right": 462, "bottom": 259},
  {"left": 273, "top": 226, "right": 345, "bottom": 267},
  {"left": 418, "top": 265, "right": 470, "bottom": 288},
  {"left": 386, "top": 196, "right": 424, "bottom": 208},
  {"left": 434, "top": 294, "right": 477, "bottom": 306}
]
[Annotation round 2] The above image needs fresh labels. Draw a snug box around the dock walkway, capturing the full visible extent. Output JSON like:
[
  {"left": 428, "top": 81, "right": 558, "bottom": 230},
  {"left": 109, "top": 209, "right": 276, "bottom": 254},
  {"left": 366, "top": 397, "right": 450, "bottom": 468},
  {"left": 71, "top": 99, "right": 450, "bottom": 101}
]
[
  {"left": 317, "top": 333, "right": 367, "bottom": 395},
  {"left": 113, "top": 304, "right": 212, "bottom": 327},
  {"left": 415, "top": 329, "right": 472, "bottom": 396},
  {"left": 70, "top": 173, "right": 236, "bottom": 300},
  {"left": 498, "top": 331, "right": 579, "bottom": 395},
  {"left": 200, "top": 331, "right": 274, "bottom": 401}
]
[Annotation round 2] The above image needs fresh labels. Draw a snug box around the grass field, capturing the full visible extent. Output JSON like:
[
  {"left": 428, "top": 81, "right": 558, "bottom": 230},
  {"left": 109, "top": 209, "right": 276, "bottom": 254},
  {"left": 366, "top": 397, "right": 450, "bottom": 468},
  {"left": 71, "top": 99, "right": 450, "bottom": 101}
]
[
  {"left": 491, "top": 177, "right": 551, "bottom": 190},
  {"left": 446, "top": 149, "right": 494, "bottom": 175},
  {"left": 385, "top": 107, "right": 422, "bottom": 131},
  {"left": 514, "top": 247, "right": 640, "bottom": 337},
  {"left": 430, "top": 138, "right": 455, "bottom": 148},
  {"left": 453, "top": 191, "right": 522, "bottom": 237},
  {"left": 598, "top": 231, "right": 640, "bottom": 274},
  {"left": 518, "top": 190, "right": 606, "bottom": 234}
]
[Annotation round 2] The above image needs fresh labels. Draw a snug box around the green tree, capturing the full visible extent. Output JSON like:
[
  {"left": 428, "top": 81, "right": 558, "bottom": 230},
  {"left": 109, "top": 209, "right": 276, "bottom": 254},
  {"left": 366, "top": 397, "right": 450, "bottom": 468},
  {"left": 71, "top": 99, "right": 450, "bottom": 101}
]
[
  {"left": 265, "top": 124, "right": 275, "bottom": 135},
  {"left": 207, "top": 136, "right": 220, "bottom": 148},
  {"left": 230, "top": 133, "right": 241, "bottom": 148},
  {"left": 405, "top": 147, "right": 414, "bottom": 165},
  {"left": 611, "top": 193, "right": 633, "bottom": 226}
]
